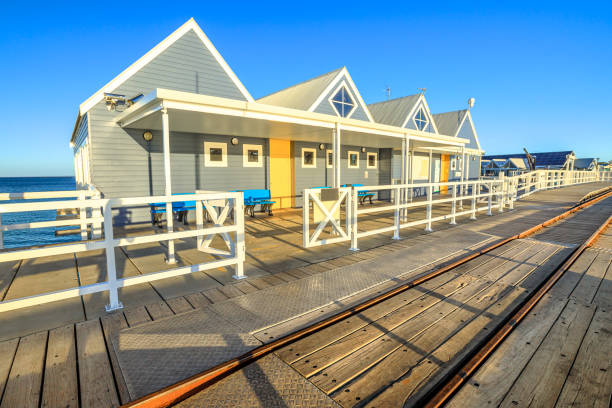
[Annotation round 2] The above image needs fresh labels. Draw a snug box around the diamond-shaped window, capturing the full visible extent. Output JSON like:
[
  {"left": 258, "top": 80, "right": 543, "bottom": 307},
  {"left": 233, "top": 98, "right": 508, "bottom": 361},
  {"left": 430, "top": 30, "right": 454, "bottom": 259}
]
[
  {"left": 414, "top": 107, "right": 429, "bottom": 131},
  {"left": 331, "top": 86, "right": 355, "bottom": 118}
]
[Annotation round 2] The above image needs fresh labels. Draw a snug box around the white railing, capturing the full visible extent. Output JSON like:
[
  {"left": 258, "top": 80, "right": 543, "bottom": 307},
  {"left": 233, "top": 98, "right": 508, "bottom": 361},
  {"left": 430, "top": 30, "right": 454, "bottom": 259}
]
[
  {"left": 303, "top": 170, "right": 610, "bottom": 250},
  {"left": 0, "top": 191, "right": 245, "bottom": 313},
  {"left": 0, "top": 186, "right": 102, "bottom": 249}
]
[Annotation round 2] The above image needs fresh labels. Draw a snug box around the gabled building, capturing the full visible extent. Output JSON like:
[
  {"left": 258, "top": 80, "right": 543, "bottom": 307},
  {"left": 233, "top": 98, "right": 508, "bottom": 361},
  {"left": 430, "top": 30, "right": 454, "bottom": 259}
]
[
  {"left": 70, "top": 18, "right": 479, "bottom": 222},
  {"left": 482, "top": 151, "right": 575, "bottom": 170},
  {"left": 573, "top": 158, "right": 597, "bottom": 171}
]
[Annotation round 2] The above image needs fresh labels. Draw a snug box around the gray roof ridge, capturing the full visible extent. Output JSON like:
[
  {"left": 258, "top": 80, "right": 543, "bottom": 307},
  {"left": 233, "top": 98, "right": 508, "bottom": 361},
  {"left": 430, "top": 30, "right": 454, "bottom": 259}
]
[{"left": 257, "top": 67, "right": 344, "bottom": 101}]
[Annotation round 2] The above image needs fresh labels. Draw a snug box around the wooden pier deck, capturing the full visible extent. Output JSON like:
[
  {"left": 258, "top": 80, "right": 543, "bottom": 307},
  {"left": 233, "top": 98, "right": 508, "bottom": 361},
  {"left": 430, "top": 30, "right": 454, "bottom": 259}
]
[{"left": 0, "top": 182, "right": 609, "bottom": 407}]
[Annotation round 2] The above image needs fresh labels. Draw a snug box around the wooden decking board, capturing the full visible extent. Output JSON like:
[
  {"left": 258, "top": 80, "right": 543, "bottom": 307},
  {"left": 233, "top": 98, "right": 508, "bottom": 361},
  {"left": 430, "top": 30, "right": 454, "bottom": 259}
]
[
  {"left": 0, "top": 338, "right": 19, "bottom": 404},
  {"left": 76, "top": 319, "right": 120, "bottom": 408},
  {"left": 201, "top": 288, "right": 229, "bottom": 303},
  {"left": 183, "top": 292, "right": 211, "bottom": 309},
  {"left": 569, "top": 250, "right": 612, "bottom": 304},
  {"left": 165, "top": 297, "right": 194, "bottom": 314},
  {"left": 464, "top": 240, "right": 536, "bottom": 279},
  {"left": 41, "top": 325, "right": 78, "bottom": 408},
  {"left": 100, "top": 313, "right": 130, "bottom": 404},
  {"left": 0, "top": 261, "right": 19, "bottom": 301},
  {"left": 260, "top": 274, "right": 286, "bottom": 286},
  {"left": 446, "top": 294, "right": 568, "bottom": 408},
  {"left": 547, "top": 249, "right": 599, "bottom": 300},
  {"left": 275, "top": 271, "right": 464, "bottom": 365},
  {"left": 246, "top": 277, "right": 273, "bottom": 290},
  {"left": 592, "top": 255, "right": 612, "bottom": 309},
  {"left": 0, "top": 330, "right": 47, "bottom": 408},
  {"left": 145, "top": 301, "right": 174, "bottom": 320},
  {"left": 555, "top": 308, "right": 612, "bottom": 408},
  {"left": 269, "top": 271, "right": 298, "bottom": 283},
  {"left": 123, "top": 306, "right": 151, "bottom": 327},
  {"left": 343, "top": 285, "right": 530, "bottom": 407},
  {"left": 232, "top": 280, "right": 259, "bottom": 294},
  {"left": 499, "top": 301, "right": 595, "bottom": 408},
  {"left": 307, "top": 278, "right": 494, "bottom": 393}
]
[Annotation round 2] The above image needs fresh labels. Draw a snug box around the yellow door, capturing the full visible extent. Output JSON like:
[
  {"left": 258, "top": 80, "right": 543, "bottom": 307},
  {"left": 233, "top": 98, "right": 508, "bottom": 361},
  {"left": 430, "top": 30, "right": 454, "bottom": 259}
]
[
  {"left": 269, "top": 139, "right": 294, "bottom": 209},
  {"left": 441, "top": 154, "right": 450, "bottom": 193}
]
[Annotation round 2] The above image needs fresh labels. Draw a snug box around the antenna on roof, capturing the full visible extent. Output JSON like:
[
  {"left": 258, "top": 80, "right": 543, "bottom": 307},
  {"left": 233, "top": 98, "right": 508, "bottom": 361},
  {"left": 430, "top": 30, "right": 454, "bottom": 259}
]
[
  {"left": 468, "top": 97, "right": 476, "bottom": 109},
  {"left": 385, "top": 86, "right": 391, "bottom": 100},
  {"left": 417, "top": 87, "right": 427, "bottom": 95}
]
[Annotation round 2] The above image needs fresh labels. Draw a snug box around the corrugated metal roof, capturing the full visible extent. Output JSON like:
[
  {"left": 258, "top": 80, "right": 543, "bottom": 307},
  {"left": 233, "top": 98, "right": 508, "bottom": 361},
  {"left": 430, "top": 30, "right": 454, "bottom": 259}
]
[
  {"left": 432, "top": 110, "right": 467, "bottom": 137},
  {"left": 482, "top": 151, "right": 573, "bottom": 167},
  {"left": 367, "top": 95, "right": 421, "bottom": 127},
  {"left": 256, "top": 67, "right": 343, "bottom": 110}
]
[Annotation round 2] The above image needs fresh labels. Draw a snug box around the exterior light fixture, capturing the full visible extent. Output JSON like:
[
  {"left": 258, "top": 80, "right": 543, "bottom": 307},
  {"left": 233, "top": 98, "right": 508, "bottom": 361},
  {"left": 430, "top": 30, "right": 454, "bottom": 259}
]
[
  {"left": 231, "top": 137, "right": 239, "bottom": 145},
  {"left": 361, "top": 147, "right": 366, "bottom": 153},
  {"left": 319, "top": 143, "right": 325, "bottom": 150},
  {"left": 143, "top": 131, "right": 153, "bottom": 142}
]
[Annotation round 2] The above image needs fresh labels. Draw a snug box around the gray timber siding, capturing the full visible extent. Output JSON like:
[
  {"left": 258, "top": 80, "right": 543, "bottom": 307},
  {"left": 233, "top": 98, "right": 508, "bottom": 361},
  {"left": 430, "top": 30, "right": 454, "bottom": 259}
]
[
  {"left": 293, "top": 142, "right": 388, "bottom": 207},
  {"left": 468, "top": 155, "right": 481, "bottom": 179},
  {"left": 457, "top": 117, "right": 479, "bottom": 150},
  {"left": 87, "top": 28, "right": 251, "bottom": 222},
  {"left": 312, "top": 73, "right": 370, "bottom": 121},
  {"left": 73, "top": 113, "right": 88, "bottom": 152}
]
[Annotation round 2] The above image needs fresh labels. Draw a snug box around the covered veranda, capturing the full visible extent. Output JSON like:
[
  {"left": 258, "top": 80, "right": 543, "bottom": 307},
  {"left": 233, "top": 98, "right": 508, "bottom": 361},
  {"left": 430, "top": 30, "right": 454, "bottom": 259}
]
[{"left": 115, "top": 88, "right": 470, "bottom": 265}]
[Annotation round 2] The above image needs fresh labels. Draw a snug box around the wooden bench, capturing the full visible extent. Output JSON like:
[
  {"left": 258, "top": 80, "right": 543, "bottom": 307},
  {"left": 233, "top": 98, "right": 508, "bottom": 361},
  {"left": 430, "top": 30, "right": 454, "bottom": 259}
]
[
  {"left": 343, "top": 184, "right": 375, "bottom": 205},
  {"left": 242, "top": 189, "right": 276, "bottom": 217},
  {"left": 150, "top": 194, "right": 196, "bottom": 227}
]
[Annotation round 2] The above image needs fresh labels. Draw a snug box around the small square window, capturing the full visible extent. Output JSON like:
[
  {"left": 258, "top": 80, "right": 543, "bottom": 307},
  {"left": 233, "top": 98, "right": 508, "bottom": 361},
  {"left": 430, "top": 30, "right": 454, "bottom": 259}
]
[
  {"left": 243, "top": 144, "right": 263, "bottom": 167},
  {"left": 204, "top": 142, "right": 227, "bottom": 167},
  {"left": 367, "top": 152, "right": 378, "bottom": 169},
  {"left": 326, "top": 150, "right": 333, "bottom": 168},
  {"left": 302, "top": 148, "right": 316, "bottom": 168},
  {"left": 348, "top": 151, "right": 359, "bottom": 169}
]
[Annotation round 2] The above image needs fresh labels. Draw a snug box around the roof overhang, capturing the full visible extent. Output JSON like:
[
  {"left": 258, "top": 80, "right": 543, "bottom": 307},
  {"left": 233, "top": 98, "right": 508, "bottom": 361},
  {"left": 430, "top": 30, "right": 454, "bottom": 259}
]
[{"left": 115, "top": 89, "right": 469, "bottom": 150}]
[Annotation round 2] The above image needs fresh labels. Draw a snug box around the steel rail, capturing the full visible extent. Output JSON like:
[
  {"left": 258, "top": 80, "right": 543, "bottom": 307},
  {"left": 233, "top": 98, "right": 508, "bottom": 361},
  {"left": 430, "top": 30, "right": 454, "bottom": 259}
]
[
  {"left": 123, "top": 189, "right": 612, "bottom": 408},
  {"left": 422, "top": 212, "right": 612, "bottom": 408}
]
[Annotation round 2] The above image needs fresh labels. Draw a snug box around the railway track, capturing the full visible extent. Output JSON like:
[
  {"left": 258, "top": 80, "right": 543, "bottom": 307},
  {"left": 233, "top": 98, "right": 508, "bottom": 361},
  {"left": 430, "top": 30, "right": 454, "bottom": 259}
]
[{"left": 126, "top": 189, "right": 612, "bottom": 408}]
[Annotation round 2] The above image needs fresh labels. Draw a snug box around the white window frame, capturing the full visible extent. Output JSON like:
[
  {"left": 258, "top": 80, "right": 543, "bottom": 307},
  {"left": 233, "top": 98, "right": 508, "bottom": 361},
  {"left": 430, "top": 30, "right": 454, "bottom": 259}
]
[
  {"left": 242, "top": 144, "right": 263, "bottom": 167},
  {"left": 302, "top": 147, "right": 317, "bottom": 168},
  {"left": 347, "top": 150, "right": 360, "bottom": 169},
  {"left": 366, "top": 152, "right": 378, "bottom": 169},
  {"left": 328, "top": 81, "right": 357, "bottom": 119},
  {"left": 326, "top": 149, "right": 333, "bottom": 168},
  {"left": 413, "top": 106, "right": 429, "bottom": 131},
  {"left": 204, "top": 142, "right": 227, "bottom": 167}
]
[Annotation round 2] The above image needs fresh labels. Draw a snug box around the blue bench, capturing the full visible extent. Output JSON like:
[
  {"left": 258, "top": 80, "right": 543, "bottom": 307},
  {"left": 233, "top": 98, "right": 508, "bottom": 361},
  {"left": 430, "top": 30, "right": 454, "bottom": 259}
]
[
  {"left": 342, "top": 184, "right": 375, "bottom": 205},
  {"left": 150, "top": 193, "right": 196, "bottom": 227},
  {"left": 241, "top": 189, "right": 276, "bottom": 217}
]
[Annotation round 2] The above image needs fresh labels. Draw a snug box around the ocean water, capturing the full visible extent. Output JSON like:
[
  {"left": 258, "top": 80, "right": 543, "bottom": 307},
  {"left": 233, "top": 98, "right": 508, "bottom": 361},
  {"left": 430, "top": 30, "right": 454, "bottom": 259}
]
[{"left": 0, "top": 177, "right": 80, "bottom": 248}]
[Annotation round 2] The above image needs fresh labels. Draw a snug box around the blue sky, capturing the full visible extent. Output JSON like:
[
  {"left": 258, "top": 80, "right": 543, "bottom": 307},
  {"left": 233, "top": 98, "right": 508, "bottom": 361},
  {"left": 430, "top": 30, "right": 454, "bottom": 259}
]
[{"left": 0, "top": 1, "right": 610, "bottom": 176}]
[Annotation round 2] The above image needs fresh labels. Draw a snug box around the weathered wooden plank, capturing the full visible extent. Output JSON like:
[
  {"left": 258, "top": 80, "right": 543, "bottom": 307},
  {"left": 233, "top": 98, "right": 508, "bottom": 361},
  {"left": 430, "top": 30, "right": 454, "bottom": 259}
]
[
  {"left": 0, "top": 261, "right": 20, "bottom": 301},
  {"left": 246, "top": 277, "right": 273, "bottom": 290},
  {"left": 1, "top": 331, "right": 47, "bottom": 408},
  {"left": 0, "top": 338, "right": 19, "bottom": 403},
  {"left": 41, "top": 325, "right": 78, "bottom": 408},
  {"left": 145, "top": 301, "right": 174, "bottom": 320},
  {"left": 283, "top": 268, "right": 310, "bottom": 279},
  {"left": 165, "top": 296, "right": 194, "bottom": 314},
  {"left": 592, "top": 254, "right": 612, "bottom": 309},
  {"left": 547, "top": 249, "right": 598, "bottom": 299},
  {"left": 260, "top": 275, "right": 285, "bottom": 286},
  {"left": 202, "top": 288, "right": 229, "bottom": 303},
  {"left": 272, "top": 271, "right": 299, "bottom": 283},
  {"left": 499, "top": 301, "right": 595, "bottom": 408},
  {"left": 233, "top": 280, "right": 259, "bottom": 294},
  {"left": 569, "top": 251, "right": 612, "bottom": 304},
  {"left": 446, "top": 294, "right": 568, "bottom": 408},
  {"left": 555, "top": 308, "right": 612, "bottom": 408},
  {"left": 216, "top": 284, "right": 245, "bottom": 299},
  {"left": 335, "top": 284, "right": 528, "bottom": 407},
  {"left": 100, "top": 313, "right": 130, "bottom": 404},
  {"left": 123, "top": 306, "right": 151, "bottom": 327},
  {"left": 184, "top": 292, "right": 211, "bottom": 309},
  {"left": 76, "top": 319, "right": 120, "bottom": 408},
  {"left": 276, "top": 272, "right": 462, "bottom": 365},
  {"left": 306, "top": 277, "right": 492, "bottom": 392}
]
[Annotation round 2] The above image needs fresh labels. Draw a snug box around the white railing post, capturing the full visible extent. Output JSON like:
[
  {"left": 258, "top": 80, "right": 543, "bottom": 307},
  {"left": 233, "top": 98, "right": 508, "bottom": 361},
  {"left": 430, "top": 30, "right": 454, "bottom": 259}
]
[
  {"left": 0, "top": 213, "right": 3, "bottom": 250},
  {"left": 79, "top": 190, "right": 87, "bottom": 241},
  {"left": 103, "top": 200, "right": 122, "bottom": 312},
  {"left": 509, "top": 178, "right": 515, "bottom": 210},
  {"left": 450, "top": 184, "right": 457, "bottom": 225},
  {"left": 350, "top": 187, "right": 359, "bottom": 251},
  {"left": 196, "top": 199, "right": 204, "bottom": 250},
  {"left": 232, "top": 194, "right": 246, "bottom": 280},
  {"left": 91, "top": 190, "right": 102, "bottom": 240},
  {"left": 471, "top": 181, "right": 477, "bottom": 220},
  {"left": 498, "top": 173, "right": 505, "bottom": 213},
  {"left": 302, "top": 189, "right": 310, "bottom": 248},
  {"left": 487, "top": 181, "right": 493, "bottom": 216},
  {"left": 393, "top": 186, "right": 400, "bottom": 240},
  {"left": 425, "top": 185, "right": 433, "bottom": 232}
]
